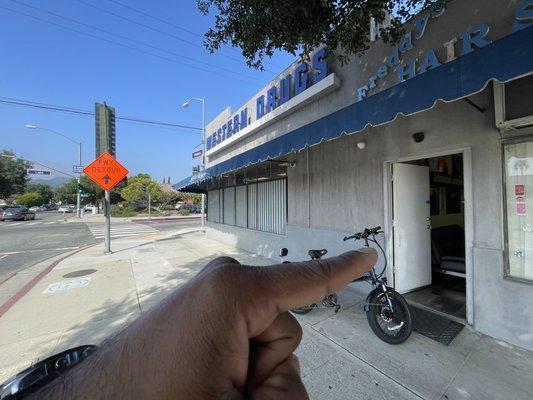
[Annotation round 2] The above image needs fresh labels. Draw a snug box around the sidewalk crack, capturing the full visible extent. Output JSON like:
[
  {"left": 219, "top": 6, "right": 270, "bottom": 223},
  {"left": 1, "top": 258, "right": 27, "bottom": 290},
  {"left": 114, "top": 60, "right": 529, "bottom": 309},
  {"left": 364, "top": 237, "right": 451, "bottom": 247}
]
[
  {"left": 128, "top": 259, "right": 142, "bottom": 313},
  {"left": 308, "top": 324, "right": 428, "bottom": 400}
]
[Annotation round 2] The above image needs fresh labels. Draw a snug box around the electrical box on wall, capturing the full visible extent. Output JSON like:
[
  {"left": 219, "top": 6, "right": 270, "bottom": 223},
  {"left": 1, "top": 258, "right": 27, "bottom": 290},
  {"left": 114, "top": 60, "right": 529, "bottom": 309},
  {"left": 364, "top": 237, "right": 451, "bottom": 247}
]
[{"left": 494, "top": 76, "right": 533, "bottom": 134}]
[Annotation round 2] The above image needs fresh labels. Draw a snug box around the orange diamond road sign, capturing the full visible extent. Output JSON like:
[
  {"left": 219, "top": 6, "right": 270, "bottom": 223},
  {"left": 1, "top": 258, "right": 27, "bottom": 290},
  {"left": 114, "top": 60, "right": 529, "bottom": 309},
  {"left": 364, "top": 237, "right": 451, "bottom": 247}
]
[{"left": 83, "top": 152, "right": 129, "bottom": 191}]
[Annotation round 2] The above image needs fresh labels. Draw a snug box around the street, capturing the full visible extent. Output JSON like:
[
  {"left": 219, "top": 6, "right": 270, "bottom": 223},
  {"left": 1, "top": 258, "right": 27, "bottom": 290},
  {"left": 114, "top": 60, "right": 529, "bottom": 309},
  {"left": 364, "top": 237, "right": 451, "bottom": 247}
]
[
  {"left": 0, "top": 211, "right": 93, "bottom": 284},
  {"left": 0, "top": 212, "right": 201, "bottom": 284}
]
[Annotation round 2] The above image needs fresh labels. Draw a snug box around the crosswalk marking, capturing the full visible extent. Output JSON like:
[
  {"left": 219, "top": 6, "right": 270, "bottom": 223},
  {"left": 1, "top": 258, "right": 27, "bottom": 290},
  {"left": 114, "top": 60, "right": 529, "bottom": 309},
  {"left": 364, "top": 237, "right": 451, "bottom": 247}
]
[
  {"left": 0, "top": 220, "right": 71, "bottom": 228},
  {"left": 86, "top": 223, "right": 157, "bottom": 239}
]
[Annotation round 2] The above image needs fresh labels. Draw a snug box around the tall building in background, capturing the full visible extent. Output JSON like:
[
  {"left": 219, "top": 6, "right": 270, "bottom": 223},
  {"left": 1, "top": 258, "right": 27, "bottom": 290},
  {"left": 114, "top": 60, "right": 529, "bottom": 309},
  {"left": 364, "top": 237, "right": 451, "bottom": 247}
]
[{"left": 95, "top": 102, "right": 116, "bottom": 157}]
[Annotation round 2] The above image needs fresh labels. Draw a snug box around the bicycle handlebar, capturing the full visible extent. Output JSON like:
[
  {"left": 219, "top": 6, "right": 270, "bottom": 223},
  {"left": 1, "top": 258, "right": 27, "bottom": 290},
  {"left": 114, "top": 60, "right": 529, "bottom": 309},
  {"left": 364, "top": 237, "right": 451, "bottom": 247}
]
[{"left": 343, "top": 226, "right": 382, "bottom": 241}]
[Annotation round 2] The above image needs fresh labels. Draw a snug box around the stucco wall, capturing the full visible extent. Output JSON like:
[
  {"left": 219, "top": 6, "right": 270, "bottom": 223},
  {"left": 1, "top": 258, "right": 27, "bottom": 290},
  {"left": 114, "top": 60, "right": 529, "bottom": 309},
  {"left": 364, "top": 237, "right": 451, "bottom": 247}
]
[
  {"left": 206, "top": 89, "right": 533, "bottom": 351},
  {"left": 206, "top": 0, "right": 521, "bottom": 168}
]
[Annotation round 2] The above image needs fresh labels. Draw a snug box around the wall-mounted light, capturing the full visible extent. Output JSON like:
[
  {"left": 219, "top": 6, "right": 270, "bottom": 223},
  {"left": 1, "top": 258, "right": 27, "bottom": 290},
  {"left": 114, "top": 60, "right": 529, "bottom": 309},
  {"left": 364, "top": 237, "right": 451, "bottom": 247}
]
[
  {"left": 356, "top": 140, "right": 367, "bottom": 150},
  {"left": 413, "top": 132, "right": 425, "bottom": 143}
]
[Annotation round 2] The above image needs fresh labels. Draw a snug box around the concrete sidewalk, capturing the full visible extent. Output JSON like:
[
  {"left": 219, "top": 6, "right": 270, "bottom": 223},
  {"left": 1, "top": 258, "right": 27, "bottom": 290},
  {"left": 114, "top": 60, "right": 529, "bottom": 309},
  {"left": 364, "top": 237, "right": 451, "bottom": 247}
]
[{"left": 0, "top": 232, "right": 532, "bottom": 399}]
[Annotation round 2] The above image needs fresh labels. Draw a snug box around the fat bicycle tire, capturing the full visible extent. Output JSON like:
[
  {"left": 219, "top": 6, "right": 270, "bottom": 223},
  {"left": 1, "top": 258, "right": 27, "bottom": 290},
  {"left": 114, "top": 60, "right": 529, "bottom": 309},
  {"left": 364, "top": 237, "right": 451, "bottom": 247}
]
[
  {"left": 366, "top": 288, "right": 412, "bottom": 345},
  {"left": 291, "top": 305, "right": 315, "bottom": 315}
]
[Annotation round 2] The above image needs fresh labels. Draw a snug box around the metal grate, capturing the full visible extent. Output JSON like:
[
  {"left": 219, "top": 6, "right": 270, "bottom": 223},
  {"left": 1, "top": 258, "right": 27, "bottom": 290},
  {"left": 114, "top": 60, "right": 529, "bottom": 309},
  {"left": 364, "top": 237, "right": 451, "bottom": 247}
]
[{"left": 409, "top": 306, "right": 464, "bottom": 346}]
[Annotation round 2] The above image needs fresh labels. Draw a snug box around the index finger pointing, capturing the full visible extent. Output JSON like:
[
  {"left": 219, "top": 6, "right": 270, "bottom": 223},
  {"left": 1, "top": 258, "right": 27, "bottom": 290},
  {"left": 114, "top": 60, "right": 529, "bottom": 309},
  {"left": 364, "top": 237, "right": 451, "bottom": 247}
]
[{"left": 256, "top": 248, "right": 377, "bottom": 313}]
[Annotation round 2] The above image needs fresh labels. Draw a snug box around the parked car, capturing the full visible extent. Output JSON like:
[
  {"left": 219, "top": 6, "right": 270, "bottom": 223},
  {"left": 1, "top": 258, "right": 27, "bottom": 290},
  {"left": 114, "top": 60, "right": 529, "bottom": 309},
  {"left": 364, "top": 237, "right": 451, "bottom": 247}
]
[
  {"left": 178, "top": 203, "right": 199, "bottom": 213},
  {"left": 175, "top": 201, "right": 186, "bottom": 211},
  {"left": 29, "top": 206, "right": 43, "bottom": 213},
  {"left": 84, "top": 205, "right": 97, "bottom": 213},
  {"left": 57, "top": 205, "right": 73, "bottom": 213},
  {"left": 0, "top": 207, "right": 36, "bottom": 221}
]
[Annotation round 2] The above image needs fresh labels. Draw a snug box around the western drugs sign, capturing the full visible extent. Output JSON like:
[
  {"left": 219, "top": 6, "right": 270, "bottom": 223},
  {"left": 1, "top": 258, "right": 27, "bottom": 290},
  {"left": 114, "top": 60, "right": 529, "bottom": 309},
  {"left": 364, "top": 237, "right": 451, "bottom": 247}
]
[{"left": 83, "top": 152, "right": 129, "bottom": 191}]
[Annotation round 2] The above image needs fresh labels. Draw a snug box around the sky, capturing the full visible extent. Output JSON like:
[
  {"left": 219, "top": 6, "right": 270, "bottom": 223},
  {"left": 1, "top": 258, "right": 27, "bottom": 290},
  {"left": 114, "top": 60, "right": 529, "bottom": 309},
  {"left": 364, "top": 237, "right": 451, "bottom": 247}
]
[{"left": 0, "top": 0, "right": 294, "bottom": 185}]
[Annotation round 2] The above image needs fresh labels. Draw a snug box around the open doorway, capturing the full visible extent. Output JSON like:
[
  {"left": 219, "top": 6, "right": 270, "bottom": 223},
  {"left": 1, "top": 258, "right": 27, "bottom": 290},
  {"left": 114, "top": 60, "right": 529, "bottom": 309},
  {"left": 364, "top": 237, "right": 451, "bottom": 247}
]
[{"left": 391, "top": 153, "right": 466, "bottom": 320}]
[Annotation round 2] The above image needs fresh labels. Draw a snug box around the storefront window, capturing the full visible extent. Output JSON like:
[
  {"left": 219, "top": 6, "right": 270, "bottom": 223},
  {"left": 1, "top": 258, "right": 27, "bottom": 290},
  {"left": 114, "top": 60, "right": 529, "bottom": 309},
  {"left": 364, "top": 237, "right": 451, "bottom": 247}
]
[{"left": 504, "top": 140, "right": 533, "bottom": 281}]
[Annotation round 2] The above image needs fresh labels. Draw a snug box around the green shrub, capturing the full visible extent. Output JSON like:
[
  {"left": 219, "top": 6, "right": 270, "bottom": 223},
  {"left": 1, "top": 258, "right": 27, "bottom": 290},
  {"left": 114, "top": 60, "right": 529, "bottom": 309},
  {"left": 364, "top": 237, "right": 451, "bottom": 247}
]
[
  {"left": 17, "top": 192, "right": 43, "bottom": 207},
  {"left": 179, "top": 209, "right": 190, "bottom": 216},
  {"left": 110, "top": 204, "right": 137, "bottom": 217}
]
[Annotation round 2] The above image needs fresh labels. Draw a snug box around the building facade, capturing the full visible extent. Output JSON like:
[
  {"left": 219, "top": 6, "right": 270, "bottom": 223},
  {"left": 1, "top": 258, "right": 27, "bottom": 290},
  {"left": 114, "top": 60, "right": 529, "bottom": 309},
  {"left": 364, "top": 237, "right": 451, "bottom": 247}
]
[{"left": 176, "top": 0, "right": 533, "bottom": 350}]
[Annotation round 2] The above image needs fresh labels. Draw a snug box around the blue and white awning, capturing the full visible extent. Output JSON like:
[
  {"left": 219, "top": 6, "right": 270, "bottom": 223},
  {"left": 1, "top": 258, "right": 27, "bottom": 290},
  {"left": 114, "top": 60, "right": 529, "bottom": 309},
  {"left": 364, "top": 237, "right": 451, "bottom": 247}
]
[{"left": 174, "top": 26, "right": 533, "bottom": 191}]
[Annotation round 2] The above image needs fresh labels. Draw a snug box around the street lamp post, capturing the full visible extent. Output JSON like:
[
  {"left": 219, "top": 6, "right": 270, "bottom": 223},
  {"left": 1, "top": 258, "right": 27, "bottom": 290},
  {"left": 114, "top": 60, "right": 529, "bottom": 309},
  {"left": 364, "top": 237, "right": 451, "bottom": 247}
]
[
  {"left": 25, "top": 125, "right": 83, "bottom": 218},
  {"left": 182, "top": 98, "right": 205, "bottom": 231}
]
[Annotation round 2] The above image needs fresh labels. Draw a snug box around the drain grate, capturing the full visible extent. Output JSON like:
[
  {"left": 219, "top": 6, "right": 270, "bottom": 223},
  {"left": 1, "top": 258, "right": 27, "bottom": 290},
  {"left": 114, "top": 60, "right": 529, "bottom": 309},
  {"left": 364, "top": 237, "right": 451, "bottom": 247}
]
[
  {"left": 62, "top": 269, "right": 97, "bottom": 278},
  {"left": 409, "top": 306, "right": 464, "bottom": 346}
]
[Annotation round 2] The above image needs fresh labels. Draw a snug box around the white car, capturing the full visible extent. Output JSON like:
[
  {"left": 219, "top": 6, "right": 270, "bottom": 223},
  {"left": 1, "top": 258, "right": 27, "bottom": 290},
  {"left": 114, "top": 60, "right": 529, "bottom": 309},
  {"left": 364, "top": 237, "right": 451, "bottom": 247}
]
[
  {"left": 29, "top": 206, "right": 41, "bottom": 212},
  {"left": 57, "top": 206, "right": 73, "bottom": 213}
]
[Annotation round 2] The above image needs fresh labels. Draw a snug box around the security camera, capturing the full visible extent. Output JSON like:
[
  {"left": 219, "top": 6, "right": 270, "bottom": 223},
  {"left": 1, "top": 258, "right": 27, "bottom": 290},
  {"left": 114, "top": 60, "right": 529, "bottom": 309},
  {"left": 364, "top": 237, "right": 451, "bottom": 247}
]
[
  {"left": 413, "top": 132, "right": 425, "bottom": 143},
  {"left": 289, "top": 161, "right": 296, "bottom": 167}
]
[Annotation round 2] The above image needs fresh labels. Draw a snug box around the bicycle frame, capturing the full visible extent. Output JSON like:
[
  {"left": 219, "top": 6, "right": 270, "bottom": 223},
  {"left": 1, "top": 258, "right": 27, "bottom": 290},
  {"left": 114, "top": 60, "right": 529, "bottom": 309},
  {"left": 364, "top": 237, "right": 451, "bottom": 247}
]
[{"left": 355, "top": 233, "right": 395, "bottom": 313}]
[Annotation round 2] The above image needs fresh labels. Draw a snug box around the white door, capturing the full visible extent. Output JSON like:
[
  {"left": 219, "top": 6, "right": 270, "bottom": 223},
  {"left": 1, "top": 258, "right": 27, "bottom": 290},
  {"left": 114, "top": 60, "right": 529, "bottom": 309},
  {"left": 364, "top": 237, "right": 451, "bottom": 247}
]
[{"left": 392, "top": 163, "right": 432, "bottom": 293}]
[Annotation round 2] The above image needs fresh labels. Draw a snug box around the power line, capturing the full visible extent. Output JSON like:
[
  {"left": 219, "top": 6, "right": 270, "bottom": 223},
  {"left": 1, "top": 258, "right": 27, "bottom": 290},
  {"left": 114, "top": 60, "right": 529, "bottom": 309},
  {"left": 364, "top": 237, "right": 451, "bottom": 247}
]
[
  {"left": 0, "top": 5, "right": 261, "bottom": 86},
  {"left": 76, "top": 0, "right": 243, "bottom": 63},
  {"left": 105, "top": 0, "right": 287, "bottom": 70},
  {"left": 9, "top": 0, "right": 264, "bottom": 84},
  {"left": 0, "top": 96, "right": 203, "bottom": 132}
]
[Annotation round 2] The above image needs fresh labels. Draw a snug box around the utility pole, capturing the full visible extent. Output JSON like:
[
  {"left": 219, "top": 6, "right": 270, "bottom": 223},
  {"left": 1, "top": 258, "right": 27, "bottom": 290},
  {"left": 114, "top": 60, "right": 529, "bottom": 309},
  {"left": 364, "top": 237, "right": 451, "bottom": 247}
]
[
  {"left": 148, "top": 190, "right": 151, "bottom": 220},
  {"left": 182, "top": 97, "right": 206, "bottom": 231},
  {"left": 76, "top": 142, "right": 82, "bottom": 218},
  {"left": 25, "top": 124, "right": 83, "bottom": 217}
]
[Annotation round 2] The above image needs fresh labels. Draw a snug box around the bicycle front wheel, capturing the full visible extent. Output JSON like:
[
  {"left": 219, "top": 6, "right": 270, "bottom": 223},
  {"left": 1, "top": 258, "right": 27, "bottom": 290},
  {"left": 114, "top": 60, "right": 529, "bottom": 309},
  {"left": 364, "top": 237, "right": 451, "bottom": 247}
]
[
  {"left": 291, "top": 304, "right": 315, "bottom": 315},
  {"left": 366, "top": 288, "right": 412, "bottom": 344}
]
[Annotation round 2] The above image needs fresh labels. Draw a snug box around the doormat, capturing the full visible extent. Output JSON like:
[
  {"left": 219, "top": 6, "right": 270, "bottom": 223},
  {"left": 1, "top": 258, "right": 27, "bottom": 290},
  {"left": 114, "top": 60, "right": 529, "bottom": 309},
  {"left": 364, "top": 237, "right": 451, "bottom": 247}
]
[{"left": 409, "top": 306, "right": 464, "bottom": 346}]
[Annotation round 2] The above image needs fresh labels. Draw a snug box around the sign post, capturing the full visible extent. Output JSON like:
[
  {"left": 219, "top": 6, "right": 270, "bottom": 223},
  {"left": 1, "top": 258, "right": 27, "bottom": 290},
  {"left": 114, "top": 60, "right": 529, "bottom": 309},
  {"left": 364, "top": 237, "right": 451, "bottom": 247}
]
[{"left": 83, "top": 152, "right": 129, "bottom": 253}]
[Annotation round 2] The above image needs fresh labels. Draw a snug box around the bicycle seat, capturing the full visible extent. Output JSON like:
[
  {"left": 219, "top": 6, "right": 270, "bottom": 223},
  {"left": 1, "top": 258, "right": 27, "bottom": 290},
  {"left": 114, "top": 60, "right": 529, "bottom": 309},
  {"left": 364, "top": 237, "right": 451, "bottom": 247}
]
[{"left": 308, "top": 249, "right": 328, "bottom": 259}]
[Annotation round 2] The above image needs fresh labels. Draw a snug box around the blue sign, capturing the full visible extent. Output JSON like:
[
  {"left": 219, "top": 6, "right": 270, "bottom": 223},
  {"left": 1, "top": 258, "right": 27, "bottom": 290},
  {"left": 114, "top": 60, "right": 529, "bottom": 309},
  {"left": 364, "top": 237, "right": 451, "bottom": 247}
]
[
  {"left": 207, "top": 47, "right": 329, "bottom": 152},
  {"left": 356, "top": 0, "right": 533, "bottom": 102},
  {"left": 28, "top": 169, "right": 51, "bottom": 175},
  {"left": 192, "top": 150, "right": 203, "bottom": 158},
  {"left": 73, "top": 165, "right": 84, "bottom": 173}
]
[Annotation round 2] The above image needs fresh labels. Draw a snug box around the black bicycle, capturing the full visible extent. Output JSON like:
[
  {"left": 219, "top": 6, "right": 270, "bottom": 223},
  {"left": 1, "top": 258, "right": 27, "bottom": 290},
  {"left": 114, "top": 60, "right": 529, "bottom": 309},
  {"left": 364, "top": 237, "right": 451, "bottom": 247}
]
[{"left": 285, "top": 226, "right": 413, "bottom": 344}]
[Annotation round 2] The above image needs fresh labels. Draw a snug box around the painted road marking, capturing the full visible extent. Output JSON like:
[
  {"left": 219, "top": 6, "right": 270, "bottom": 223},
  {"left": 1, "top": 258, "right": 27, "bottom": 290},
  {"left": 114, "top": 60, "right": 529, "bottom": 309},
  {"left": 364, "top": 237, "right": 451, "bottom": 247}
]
[
  {"left": 42, "top": 277, "right": 91, "bottom": 294},
  {"left": 0, "top": 246, "right": 80, "bottom": 255},
  {"left": 0, "top": 255, "right": 8, "bottom": 261},
  {"left": 86, "top": 222, "right": 157, "bottom": 239},
  {"left": 25, "top": 222, "right": 42, "bottom": 226}
]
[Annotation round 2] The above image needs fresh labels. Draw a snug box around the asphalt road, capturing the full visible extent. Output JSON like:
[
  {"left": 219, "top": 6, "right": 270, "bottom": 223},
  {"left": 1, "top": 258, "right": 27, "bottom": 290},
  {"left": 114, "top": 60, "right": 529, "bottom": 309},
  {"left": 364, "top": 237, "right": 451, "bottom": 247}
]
[
  {"left": 0, "top": 212, "right": 95, "bottom": 284},
  {"left": 0, "top": 214, "right": 201, "bottom": 284}
]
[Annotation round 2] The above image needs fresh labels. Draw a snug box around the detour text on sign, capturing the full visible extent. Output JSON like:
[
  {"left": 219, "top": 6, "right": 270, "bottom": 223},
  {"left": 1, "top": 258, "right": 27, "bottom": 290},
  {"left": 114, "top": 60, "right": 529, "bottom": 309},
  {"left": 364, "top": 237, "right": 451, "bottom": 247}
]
[{"left": 83, "top": 152, "right": 129, "bottom": 191}]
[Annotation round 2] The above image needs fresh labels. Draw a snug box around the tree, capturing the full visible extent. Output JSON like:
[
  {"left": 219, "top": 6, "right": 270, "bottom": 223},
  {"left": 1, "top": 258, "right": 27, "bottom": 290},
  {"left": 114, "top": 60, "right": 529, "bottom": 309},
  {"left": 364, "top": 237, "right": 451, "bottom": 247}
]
[
  {"left": 53, "top": 180, "right": 78, "bottom": 205},
  {"left": 0, "top": 150, "right": 31, "bottom": 198},
  {"left": 17, "top": 192, "right": 43, "bottom": 207},
  {"left": 26, "top": 183, "right": 54, "bottom": 204},
  {"left": 198, "top": 0, "right": 444, "bottom": 69},
  {"left": 53, "top": 176, "right": 124, "bottom": 205},
  {"left": 120, "top": 174, "right": 162, "bottom": 205}
]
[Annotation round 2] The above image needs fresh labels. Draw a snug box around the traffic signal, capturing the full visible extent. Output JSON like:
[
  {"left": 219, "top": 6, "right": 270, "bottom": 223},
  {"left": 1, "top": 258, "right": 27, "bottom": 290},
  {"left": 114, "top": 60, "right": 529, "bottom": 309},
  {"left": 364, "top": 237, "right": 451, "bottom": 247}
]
[{"left": 77, "top": 184, "right": 84, "bottom": 194}]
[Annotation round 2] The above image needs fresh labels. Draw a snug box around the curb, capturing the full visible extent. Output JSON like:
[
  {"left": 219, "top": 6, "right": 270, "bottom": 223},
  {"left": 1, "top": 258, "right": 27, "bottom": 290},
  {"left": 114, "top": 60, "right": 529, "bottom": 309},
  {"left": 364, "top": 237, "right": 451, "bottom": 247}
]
[
  {"left": 131, "top": 216, "right": 201, "bottom": 222},
  {"left": 0, "top": 244, "right": 96, "bottom": 319}
]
